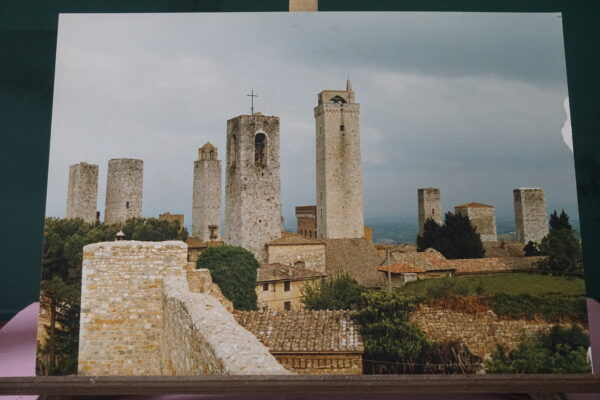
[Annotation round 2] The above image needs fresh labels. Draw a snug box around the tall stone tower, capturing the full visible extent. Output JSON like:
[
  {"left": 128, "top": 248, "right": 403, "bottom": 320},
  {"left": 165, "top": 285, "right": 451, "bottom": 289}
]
[
  {"left": 224, "top": 113, "right": 282, "bottom": 262},
  {"left": 66, "top": 162, "right": 99, "bottom": 223},
  {"left": 192, "top": 142, "right": 222, "bottom": 241},
  {"left": 454, "top": 202, "right": 497, "bottom": 242},
  {"left": 104, "top": 158, "right": 143, "bottom": 224},
  {"left": 513, "top": 188, "right": 549, "bottom": 244},
  {"left": 418, "top": 188, "right": 442, "bottom": 235},
  {"left": 315, "top": 80, "right": 364, "bottom": 239}
]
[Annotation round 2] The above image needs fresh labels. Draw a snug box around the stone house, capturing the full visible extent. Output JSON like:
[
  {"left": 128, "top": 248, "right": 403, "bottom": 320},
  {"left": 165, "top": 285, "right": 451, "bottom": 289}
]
[
  {"left": 266, "top": 232, "right": 326, "bottom": 273},
  {"left": 234, "top": 310, "right": 364, "bottom": 375},
  {"left": 454, "top": 202, "right": 497, "bottom": 242},
  {"left": 185, "top": 236, "right": 224, "bottom": 263},
  {"left": 256, "top": 263, "right": 326, "bottom": 311}
]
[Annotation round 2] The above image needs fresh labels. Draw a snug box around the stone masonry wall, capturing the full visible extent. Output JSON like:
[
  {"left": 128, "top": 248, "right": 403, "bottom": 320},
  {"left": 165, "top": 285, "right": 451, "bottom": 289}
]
[
  {"left": 514, "top": 188, "right": 549, "bottom": 244},
  {"left": 418, "top": 188, "right": 442, "bottom": 235},
  {"left": 79, "top": 241, "right": 186, "bottom": 375},
  {"left": 315, "top": 85, "right": 364, "bottom": 240},
  {"left": 192, "top": 146, "right": 221, "bottom": 241},
  {"left": 162, "top": 272, "right": 291, "bottom": 375},
  {"left": 411, "top": 305, "right": 580, "bottom": 359},
  {"left": 104, "top": 158, "right": 143, "bottom": 224},
  {"left": 66, "top": 162, "right": 99, "bottom": 223},
  {"left": 224, "top": 114, "right": 282, "bottom": 262},
  {"left": 267, "top": 244, "right": 326, "bottom": 273},
  {"left": 79, "top": 240, "right": 289, "bottom": 376}
]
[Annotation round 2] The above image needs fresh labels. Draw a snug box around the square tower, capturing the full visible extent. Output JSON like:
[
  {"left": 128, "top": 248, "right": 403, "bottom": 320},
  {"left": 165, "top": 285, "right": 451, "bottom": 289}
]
[
  {"left": 192, "top": 142, "right": 222, "bottom": 241},
  {"left": 104, "top": 158, "right": 143, "bottom": 224},
  {"left": 454, "top": 202, "right": 497, "bottom": 242},
  {"left": 514, "top": 188, "right": 549, "bottom": 244},
  {"left": 224, "top": 113, "right": 282, "bottom": 262},
  {"left": 418, "top": 188, "right": 442, "bottom": 235},
  {"left": 315, "top": 80, "right": 364, "bottom": 239},
  {"left": 66, "top": 162, "right": 99, "bottom": 223}
]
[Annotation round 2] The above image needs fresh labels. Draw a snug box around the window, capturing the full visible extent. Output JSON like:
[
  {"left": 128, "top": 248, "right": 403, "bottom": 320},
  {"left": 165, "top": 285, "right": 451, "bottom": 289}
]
[
  {"left": 284, "top": 281, "right": 291, "bottom": 292},
  {"left": 255, "top": 133, "right": 267, "bottom": 167},
  {"left": 294, "top": 260, "right": 305, "bottom": 269},
  {"left": 126, "top": 201, "right": 129, "bottom": 209},
  {"left": 340, "top": 124, "right": 345, "bottom": 132},
  {"left": 284, "top": 301, "right": 291, "bottom": 311},
  {"left": 230, "top": 134, "right": 237, "bottom": 167},
  {"left": 262, "top": 306, "right": 268, "bottom": 311},
  {"left": 262, "top": 283, "right": 269, "bottom": 291},
  {"left": 209, "top": 150, "right": 214, "bottom": 160}
]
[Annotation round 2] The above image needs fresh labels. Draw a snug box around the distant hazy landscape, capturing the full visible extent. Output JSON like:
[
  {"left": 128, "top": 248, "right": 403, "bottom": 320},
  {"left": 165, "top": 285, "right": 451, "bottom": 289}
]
[{"left": 284, "top": 216, "right": 581, "bottom": 245}]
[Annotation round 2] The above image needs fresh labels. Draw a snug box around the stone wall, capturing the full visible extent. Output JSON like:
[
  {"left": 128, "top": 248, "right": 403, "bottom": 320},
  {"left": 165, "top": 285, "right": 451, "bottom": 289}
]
[
  {"left": 224, "top": 114, "right": 282, "bottom": 262},
  {"left": 513, "top": 188, "right": 549, "bottom": 244},
  {"left": 273, "top": 353, "right": 362, "bottom": 375},
  {"left": 66, "top": 162, "right": 99, "bottom": 223},
  {"left": 162, "top": 272, "right": 291, "bottom": 375},
  {"left": 193, "top": 143, "right": 221, "bottom": 241},
  {"left": 267, "top": 243, "right": 326, "bottom": 273},
  {"left": 104, "top": 158, "right": 143, "bottom": 224},
  {"left": 315, "top": 82, "right": 364, "bottom": 240},
  {"left": 79, "top": 240, "right": 290, "bottom": 376},
  {"left": 411, "top": 305, "right": 579, "bottom": 359},
  {"left": 418, "top": 188, "right": 442, "bottom": 235}
]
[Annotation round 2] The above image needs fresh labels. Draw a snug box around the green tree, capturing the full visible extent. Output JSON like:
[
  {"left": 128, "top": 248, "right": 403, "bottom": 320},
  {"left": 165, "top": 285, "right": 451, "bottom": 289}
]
[
  {"left": 417, "top": 212, "right": 485, "bottom": 259},
  {"left": 523, "top": 241, "right": 541, "bottom": 256},
  {"left": 121, "top": 217, "right": 188, "bottom": 242},
  {"left": 37, "top": 276, "right": 80, "bottom": 375},
  {"left": 301, "top": 274, "right": 363, "bottom": 310},
  {"left": 538, "top": 210, "right": 582, "bottom": 274},
  {"left": 352, "top": 291, "right": 433, "bottom": 374},
  {"left": 487, "top": 325, "right": 590, "bottom": 373},
  {"left": 196, "top": 246, "right": 259, "bottom": 310}
]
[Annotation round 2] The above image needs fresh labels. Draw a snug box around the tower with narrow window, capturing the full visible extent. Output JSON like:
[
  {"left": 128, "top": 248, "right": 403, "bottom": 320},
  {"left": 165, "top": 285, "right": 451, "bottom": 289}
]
[
  {"left": 418, "top": 188, "right": 442, "bottom": 235},
  {"left": 104, "top": 158, "right": 143, "bottom": 224},
  {"left": 192, "top": 142, "right": 222, "bottom": 241},
  {"left": 315, "top": 80, "right": 364, "bottom": 239},
  {"left": 224, "top": 113, "right": 282, "bottom": 262}
]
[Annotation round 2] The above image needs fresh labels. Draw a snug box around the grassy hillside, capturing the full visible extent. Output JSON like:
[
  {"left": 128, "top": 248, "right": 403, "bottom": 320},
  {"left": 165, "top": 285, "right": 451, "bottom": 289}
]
[{"left": 398, "top": 273, "right": 586, "bottom": 297}]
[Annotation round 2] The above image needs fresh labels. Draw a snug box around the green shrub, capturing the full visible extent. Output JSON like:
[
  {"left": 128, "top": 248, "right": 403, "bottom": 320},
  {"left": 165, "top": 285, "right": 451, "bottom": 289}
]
[
  {"left": 488, "top": 293, "right": 587, "bottom": 323},
  {"left": 487, "top": 325, "right": 590, "bottom": 373},
  {"left": 301, "top": 274, "right": 363, "bottom": 310},
  {"left": 196, "top": 246, "right": 259, "bottom": 310}
]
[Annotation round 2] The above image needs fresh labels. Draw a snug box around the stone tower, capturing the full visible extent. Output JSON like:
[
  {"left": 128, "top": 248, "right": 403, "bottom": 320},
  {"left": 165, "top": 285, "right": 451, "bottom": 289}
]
[
  {"left": 454, "top": 202, "right": 497, "bottom": 242},
  {"left": 513, "top": 188, "right": 549, "bottom": 244},
  {"left": 192, "top": 142, "right": 222, "bottom": 241},
  {"left": 315, "top": 80, "right": 364, "bottom": 239},
  {"left": 224, "top": 113, "right": 282, "bottom": 262},
  {"left": 66, "top": 162, "right": 99, "bottom": 223},
  {"left": 418, "top": 188, "right": 442, "bottom": 235},
  {"left": 104, "top": 158, "right": 143, "bottom": 224}
]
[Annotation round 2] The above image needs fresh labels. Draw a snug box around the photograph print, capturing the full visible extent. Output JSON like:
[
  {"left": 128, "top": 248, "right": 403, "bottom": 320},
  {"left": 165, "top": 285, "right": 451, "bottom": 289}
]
[{"left": 37, "top": 11, "right": 591, "bottom": 376}]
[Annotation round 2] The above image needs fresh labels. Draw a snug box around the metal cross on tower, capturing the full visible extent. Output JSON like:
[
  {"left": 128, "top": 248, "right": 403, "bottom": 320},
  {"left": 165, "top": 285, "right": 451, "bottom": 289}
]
[{"left": 247, "top": 90, "right": 258, "bottom": 115}]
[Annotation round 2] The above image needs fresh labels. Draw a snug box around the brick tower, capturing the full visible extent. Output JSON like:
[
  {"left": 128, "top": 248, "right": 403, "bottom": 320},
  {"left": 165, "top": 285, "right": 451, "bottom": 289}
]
[
  {"left": 315, "top": 79, "right": 364, "bottom": 239},
  {"left": 192, "top": 142, "right": 222, "bottom": 241},
  {"left": 513, "top": 188, "right": 549, "bottom": 244},
  {"left": 224, "top": 113, "right": 282, "bottom": 262},
  {"left": 418, "top": 188, "right": 442, "bottom": 235},
  {"left": 66, "top": 162, "right": 99, "bottom": 223},
  {"left": 104, "top": 158, "right": 143, "bottom": 224}
]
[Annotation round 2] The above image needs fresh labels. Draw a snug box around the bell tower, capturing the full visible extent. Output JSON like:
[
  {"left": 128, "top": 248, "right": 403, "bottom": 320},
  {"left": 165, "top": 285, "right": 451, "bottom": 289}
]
[
  {"left": 224, "top": 113, "right": 282, "bottom": 262},
  {"left": 315, "top": 80, "right": 364, "bottom": 239}
]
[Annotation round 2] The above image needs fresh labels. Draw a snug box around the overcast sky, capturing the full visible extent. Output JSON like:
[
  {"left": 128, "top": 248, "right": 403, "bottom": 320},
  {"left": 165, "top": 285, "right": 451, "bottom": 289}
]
[{"left": 46, "top": 11, "right": 578, "bottom": 229}]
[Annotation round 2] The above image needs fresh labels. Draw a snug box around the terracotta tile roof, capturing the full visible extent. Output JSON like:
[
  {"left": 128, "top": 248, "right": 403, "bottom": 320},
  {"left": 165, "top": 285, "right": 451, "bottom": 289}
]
[
  {"left": 378, "top": 263, "right": 425, "bottom": 274},
  {"left": 234, "top": 310, "right": 364, "bottom": 353},
  {"left": 185, "top": 237, "right": 224, "bottom": 249},
  {"left": 324, "top": 238, "right": 386, "bottom": 288},
  {"left": 447, "top": 256, "right": 545, "bottom": 274},
  {"left": 455, "top": 202, "right": 494, "bottom": 208},
  {"left": 257, "top": 263, "right": 326, "bottom": 283},
  {"left": 389, "top": 249, "right": 452, "bottom": 271},
  {"left": 375, "top": 243, "right": 418, "bottom": 252},
  {"left": 268, "top": 231, "right": 324, "bottom": 246}
]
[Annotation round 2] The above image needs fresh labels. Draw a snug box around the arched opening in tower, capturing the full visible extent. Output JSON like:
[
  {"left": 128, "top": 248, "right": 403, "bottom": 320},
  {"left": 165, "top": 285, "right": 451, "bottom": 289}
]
[{"left": 255, "top": 133, "right": 267, "bottom": 167}]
